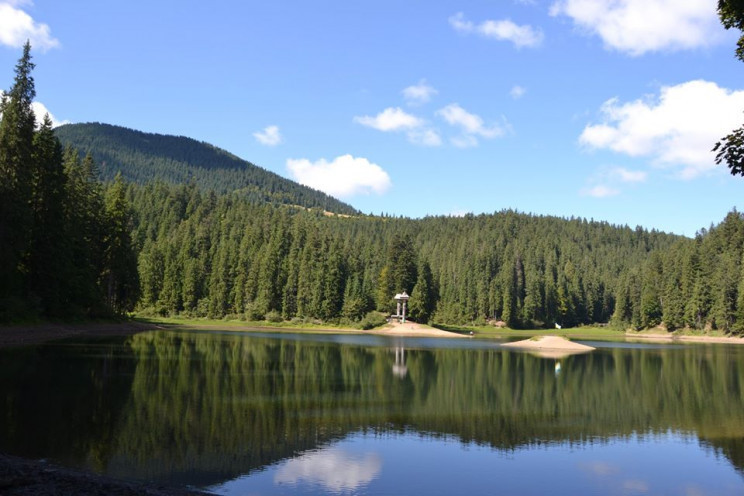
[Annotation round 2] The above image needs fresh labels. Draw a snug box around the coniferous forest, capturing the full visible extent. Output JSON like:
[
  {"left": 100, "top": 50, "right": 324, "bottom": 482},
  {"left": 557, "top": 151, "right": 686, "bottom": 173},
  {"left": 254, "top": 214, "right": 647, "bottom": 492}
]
[{"left": 4, "top": 45, "right": 744, "bottom": 334}]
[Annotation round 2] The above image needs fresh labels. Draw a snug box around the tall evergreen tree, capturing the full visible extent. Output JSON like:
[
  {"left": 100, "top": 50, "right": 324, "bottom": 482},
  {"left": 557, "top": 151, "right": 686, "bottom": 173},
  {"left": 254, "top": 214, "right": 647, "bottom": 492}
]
[
  {"left": 0, "top": 41, "right": 36, "bottom": 316},
  {"left": 102, "top": 173, "right": 140, "bottom": 314},
  {"left": 28, "top": 114, "right": 67, "bottom": 315},
  {"left": 408, "top": 260, "right": 436, "bottom": 323}
]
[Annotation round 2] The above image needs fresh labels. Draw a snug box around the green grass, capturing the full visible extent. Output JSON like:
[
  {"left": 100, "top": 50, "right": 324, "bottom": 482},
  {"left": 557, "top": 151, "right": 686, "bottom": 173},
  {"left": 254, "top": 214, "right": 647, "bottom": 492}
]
[
  {"left": 432, "top": 323, "right": 627, "bottom": 341},
  {"left": 136, "top": 315, "right": 631, "bottom": 341},
  {"left": 133, "top": 314, "right": 366, "bottom": 333}
]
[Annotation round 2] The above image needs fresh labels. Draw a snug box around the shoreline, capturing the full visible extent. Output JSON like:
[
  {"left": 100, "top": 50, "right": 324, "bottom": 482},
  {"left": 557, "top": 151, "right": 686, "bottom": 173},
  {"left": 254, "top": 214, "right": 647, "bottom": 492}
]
[
  {"left": 0, "top": 321, "right": 160, "bottom": 349},
  {"left": 0, "top": 452, "right": 210, "bottom": 496},
  {"left": 164, "top": 320, "right": 468, "bottom": 339},
  {"left": 3, "top": 320, "right": 744, "bottom": 350},
  {"left": 624, "top": 332, "right": 744, "bottom": 345}
]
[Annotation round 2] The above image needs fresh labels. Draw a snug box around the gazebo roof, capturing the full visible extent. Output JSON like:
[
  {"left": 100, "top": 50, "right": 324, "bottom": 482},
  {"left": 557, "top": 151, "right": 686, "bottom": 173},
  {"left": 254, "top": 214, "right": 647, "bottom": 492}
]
[{"left": 394, "top": 291, "right": 410, "bottom": 300}]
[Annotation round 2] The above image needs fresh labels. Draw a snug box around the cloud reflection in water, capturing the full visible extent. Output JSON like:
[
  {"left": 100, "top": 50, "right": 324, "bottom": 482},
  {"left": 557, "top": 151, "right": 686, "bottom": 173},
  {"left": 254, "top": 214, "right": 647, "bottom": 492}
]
[{"left": 274, "top": 447, "right": 382, "bottom": 493}]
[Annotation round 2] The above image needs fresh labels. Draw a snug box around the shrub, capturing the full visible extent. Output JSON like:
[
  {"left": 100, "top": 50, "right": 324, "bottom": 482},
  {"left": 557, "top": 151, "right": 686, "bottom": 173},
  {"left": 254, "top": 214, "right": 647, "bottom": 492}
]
[{"left": 359, "top": 311, "right": 387, "bottom": 330}]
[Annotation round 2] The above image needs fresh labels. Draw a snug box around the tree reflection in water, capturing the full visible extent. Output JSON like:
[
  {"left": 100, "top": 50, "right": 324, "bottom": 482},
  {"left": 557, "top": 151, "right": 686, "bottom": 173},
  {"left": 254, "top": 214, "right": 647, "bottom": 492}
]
[{"left": 0, "top": 330, "right": 743, "bottom": 489}]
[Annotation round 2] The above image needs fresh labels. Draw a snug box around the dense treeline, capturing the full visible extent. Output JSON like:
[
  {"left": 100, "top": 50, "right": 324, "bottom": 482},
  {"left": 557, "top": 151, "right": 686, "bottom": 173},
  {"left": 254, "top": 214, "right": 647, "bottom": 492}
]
[
  {"left": 615, "top": 210, "right": 744, "bottom": 332},
  {"left": 127, "top": 178, "right": 744, "bottom": 334},
  {"left": 128, "top": 180, "right": 682, "bottom": 328},
  {"left": 6, "top": 45, "right": 744, "bottom": 333},
  {"left": 0, "top": 44, "right": 138, "bottom": 320},
  {"left": 54, "top": 122, "right": 357, "bottom": 215}
]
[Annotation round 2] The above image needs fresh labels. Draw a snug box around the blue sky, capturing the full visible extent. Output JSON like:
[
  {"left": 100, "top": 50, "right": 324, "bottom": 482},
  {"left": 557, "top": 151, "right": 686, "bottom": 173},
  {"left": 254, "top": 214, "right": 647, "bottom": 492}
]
[{"left": 1, "top": 0, "right": 743, "bottom": 236}]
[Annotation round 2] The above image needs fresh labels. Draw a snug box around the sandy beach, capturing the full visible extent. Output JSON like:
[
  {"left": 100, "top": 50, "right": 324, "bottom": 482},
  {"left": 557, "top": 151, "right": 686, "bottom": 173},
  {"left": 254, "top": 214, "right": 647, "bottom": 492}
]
[
  {"left": 370, "top": 321, "right": 467, "bottom": 338},
  {"left": 502, "top": 335, "right": 596, "bottom": 353}
]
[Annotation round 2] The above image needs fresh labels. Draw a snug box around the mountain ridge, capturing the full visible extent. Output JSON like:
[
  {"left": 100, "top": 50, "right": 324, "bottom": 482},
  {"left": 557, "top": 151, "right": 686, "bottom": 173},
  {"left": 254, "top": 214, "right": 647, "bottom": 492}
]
[{"left": 54, "top": 122, "right": 357, "bottom": 215}]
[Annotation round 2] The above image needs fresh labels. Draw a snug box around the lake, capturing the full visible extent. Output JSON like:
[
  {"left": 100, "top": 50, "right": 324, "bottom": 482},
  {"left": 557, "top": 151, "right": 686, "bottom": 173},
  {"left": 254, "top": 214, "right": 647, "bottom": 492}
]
[{"left": 1, "top": 329, "right": 743, "bottom": 495}]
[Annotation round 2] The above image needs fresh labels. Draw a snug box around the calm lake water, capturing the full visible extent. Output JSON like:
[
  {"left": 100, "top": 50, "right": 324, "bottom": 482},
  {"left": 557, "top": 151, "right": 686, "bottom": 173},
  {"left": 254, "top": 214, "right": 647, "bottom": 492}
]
[{"left": 1, "top": 329, "right": 743, "bottom": 495}]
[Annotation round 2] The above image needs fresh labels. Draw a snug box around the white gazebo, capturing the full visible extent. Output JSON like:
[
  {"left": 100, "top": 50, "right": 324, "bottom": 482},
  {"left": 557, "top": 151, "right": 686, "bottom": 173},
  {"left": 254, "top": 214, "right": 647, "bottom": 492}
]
[{"left": 392, "top": 291, "right": 410, "bottom": 323}]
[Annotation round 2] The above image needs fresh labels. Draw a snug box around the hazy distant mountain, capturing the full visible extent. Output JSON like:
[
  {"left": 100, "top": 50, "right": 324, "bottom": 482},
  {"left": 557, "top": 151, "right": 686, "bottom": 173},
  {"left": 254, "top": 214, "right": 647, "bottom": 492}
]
[{"left": 54, "top": 122, "right": 357, "bottom": 215}]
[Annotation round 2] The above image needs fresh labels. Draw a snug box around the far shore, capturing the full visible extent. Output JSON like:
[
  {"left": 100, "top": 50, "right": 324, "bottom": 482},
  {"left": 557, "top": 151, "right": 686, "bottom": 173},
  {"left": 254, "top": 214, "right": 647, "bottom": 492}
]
[
  {"left": 3, "top": 318, "right": 744, "bottom": 348},
  {"left": 624, "top": 331, "right": 744, "bottom": 345}
]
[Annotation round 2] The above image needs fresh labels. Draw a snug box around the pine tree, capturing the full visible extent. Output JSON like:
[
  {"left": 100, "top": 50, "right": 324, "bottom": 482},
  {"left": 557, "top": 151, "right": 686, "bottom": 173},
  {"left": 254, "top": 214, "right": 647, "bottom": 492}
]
[
  {"left": 408, "top": 260, "right": 436, "bottom": 323},
  {"left": 0, "top": 41, "right": 37, "bottom": 316},
  {"left": 28, "top": 114, "right": 67, "bottom": 315},
  {"left": 102, "top": 173, "right": 140, "bottom": 314}
]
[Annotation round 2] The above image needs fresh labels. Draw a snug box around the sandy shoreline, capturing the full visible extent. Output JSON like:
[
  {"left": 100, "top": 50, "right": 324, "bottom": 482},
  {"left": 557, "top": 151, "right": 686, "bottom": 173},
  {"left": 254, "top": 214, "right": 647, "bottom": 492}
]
[
  {"left": 501, "top": 335, "right": 596, "bottom": 359},
  {"left": 0, "top": 320, "right": 467, "bottom": 350},
  {"left": 4, "top": 321, "right": 744, "bottom": 349},
  {"left": 158, "top": 320, "right": 467, "bottom": 338},
  {"left": 370, "top": 321, "right": 467, "bottom": 338}
]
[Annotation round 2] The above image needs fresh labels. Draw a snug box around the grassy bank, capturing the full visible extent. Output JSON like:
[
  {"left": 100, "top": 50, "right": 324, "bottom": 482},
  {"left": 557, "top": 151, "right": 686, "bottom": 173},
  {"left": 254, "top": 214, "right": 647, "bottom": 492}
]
[
  {"left": 433, "top": 323, "right": 627, "bottom": 341},
  {"left": 135, "top": 315, "right": 626, "bottom": 340},
  {"left": 134, "top": 315, "right": 364, "bottom": 333}
]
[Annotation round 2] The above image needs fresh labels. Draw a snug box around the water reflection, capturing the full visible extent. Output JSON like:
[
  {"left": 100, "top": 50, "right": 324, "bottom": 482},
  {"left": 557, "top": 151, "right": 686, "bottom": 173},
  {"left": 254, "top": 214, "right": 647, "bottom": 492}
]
[
  {"left": 0, "top": 330, "right": 743, "bottom": 494},
  {"left": 392, "top": 346, "right": 407, "bottom": 378},
  {"left": 208, "top": 431, "right": 742, "bottom": 495},
  {"left": 274, "top": 448, "right": 382, "bottom": 492}
]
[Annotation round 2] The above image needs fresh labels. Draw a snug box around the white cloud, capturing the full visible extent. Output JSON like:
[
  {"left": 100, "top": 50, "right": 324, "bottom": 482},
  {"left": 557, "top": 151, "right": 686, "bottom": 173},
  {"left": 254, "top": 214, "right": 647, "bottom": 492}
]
[
  {"left": 253, "top": 125, "right": 282, "bottom": 146},
  {"left": 580, "top": 80, "right": 744, "bottom": 178},
  {"left": 449, "top": 12, "right": 543, "bottom": 48},
  {"left": 1, "top": 91, "right": 69, "bottom": 128},
  {"left": 549, "top": 0, "right": 722, "bottom": 56},
  {"left": 355, "top": 107, "right": 440, "bottom": 146},
  {"left": 402, "top": 79, "right": 438, "bottom": 106},
  {"left": 31, "top": 100, "right": 69, "bottom": 128},
  {"left": 0, "top": 2, "right": 59, "bottom": 51},
  {"left": 581, "top": 166, "right": 646, "bottom": 198},
  {"left": 582, "top": 184, "right": 620, "bottom": 198},
  {"left": 613, "top": 167, "right": 646, "bottom": 183},
  {"left": 510, "top": 85, "right": 526, "bottom": 99},
  {"left": 275, "top": 448, "right": 382, "bottom": 493},
  {"left": 407, "top": 128, "right": 442, "bottom": 147},
  {"left": 354, "top": 107, "right": 423, "bottom": 132},
  {"left": 287, "top": 154, "right": 392, "bottom": 197},
  {"left": 437, "top": 103, "right": 508, "bottom": 147}
]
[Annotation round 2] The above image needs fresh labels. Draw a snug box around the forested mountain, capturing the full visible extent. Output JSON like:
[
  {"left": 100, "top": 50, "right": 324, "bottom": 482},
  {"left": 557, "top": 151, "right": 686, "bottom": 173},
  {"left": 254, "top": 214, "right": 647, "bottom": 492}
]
[
  {"left": 54, "top": 122, "right": 357, "bottom": 215},
  {"left": 126, "top": 177, "right": 744, "bottom": 334},
  {"left": 127, "top": 180, "right": 685, "bottom": 328},
  {"left": 5, "top": 45, "right": 744, "bottom": 334}
]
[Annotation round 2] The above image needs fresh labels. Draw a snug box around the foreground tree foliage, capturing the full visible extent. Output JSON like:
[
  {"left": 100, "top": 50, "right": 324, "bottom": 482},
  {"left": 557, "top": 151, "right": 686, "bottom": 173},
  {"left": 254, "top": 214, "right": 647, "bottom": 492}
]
[
  {"left": 0, "top": 43, "right": 139, "bottom": 321},
  {"left": 714, "top": 1, "right": 744, "bottom": 175}
]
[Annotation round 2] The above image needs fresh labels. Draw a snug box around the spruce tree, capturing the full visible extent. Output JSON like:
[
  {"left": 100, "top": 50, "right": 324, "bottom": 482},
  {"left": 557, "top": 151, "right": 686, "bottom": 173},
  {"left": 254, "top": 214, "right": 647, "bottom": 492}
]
[
  {"left": 408, "top": 260, "right": 436, "bottom": 323},
  {"left": 102, "top": 173, "right": 140, "bottom": 314},
  {"left": 28, "top": 114, "right": 67, "bottom": 315},
  {"left": 0, "top": 41, "right": 36, "bottom": 316}
]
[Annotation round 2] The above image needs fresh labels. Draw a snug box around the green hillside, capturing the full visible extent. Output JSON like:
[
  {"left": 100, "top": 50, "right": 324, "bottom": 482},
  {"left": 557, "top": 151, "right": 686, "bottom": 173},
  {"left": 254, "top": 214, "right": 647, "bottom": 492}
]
[{"left": 54, "top": 122, "right": 357, "bottom": 215}]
